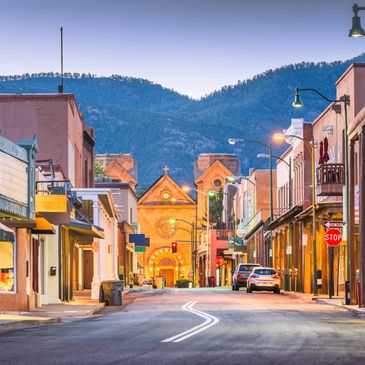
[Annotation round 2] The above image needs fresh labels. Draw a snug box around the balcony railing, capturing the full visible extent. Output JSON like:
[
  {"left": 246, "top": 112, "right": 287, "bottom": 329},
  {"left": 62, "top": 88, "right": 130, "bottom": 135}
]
[
  {"left": 215, "top": 229, "right": 233, "bottom": 240},
  {"left": 35, "top": 180, "right": 73, "bottom": 224},
  {"left": 316, "top": 163, "right": 344, "bottom": 196}
]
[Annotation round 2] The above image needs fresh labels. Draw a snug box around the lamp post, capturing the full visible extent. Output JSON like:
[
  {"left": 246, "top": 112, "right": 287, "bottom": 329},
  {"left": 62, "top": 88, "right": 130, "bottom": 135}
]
[
  {"left": 292, "top": 87, "right": 351, "bottom": 296},
  {"left": 228, "top": 138, "right": 273, "bottom": 222},
  {"left": 168, "top": 217, "right": 195, "bottom": 287},
  {"left": 258, "top": 152, "right": 292, "bottom": 288},
  {"left": 273, "top": 132, "right": 318, "bottom": 295},
  {"left": 349, "top": 3, "right": 365, "bottom": 37},
  {"left": 182, "top": 186, "right": 215, "bottom": 287}
]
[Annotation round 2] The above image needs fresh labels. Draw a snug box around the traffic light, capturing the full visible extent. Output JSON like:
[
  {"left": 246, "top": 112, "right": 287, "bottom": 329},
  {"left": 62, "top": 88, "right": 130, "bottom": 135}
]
[{"left": 171, "top": 242, "right": 177, "bottom": 253}]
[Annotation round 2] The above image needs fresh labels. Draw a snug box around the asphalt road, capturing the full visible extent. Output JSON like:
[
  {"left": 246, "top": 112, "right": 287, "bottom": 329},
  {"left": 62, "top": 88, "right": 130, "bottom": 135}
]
[{"left": 1, "top": 289, "right": 365, "bottom": 365}]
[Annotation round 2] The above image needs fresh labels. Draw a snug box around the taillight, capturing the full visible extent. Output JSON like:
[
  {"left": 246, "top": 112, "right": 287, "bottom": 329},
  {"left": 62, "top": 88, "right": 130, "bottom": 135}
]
[
  {"left": 237, "top": 273, "right": 244, "bottom": 278},
  {"left": 250, "top": 274, "right": 259, "bottom": 279},
  {"left": 271, "top": 274, "right": 280, "bottom": 279}
]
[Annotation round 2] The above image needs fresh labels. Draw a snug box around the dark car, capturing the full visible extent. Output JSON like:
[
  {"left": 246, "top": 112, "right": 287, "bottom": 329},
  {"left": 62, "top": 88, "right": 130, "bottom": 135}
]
[{"left": 232, "top": 263, "right": 261, "bottom": 290}]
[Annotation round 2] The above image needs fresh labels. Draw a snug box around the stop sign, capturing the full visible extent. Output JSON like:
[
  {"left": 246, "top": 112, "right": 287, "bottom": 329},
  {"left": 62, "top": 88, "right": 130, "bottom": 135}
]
[{"left": 324, "top": 228, "right": 343, "bottom": 247}]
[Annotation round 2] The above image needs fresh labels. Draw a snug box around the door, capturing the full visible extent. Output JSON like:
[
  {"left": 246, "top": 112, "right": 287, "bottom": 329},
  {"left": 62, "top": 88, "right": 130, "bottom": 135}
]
[
  {"left": 159, "top": 269, "right": 174, "bottom": 287},
  {"left": 83, "top": 250, "right": 93, "bottom": 290}
]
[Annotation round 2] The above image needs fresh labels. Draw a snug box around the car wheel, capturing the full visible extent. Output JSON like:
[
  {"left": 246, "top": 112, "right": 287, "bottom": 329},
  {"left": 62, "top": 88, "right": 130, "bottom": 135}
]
[
  {"left": 275, "top": 289, "right": 280, "bottom": 294},
  {"left": 247, "top": 287, "right": 252, "bottom": 293}
]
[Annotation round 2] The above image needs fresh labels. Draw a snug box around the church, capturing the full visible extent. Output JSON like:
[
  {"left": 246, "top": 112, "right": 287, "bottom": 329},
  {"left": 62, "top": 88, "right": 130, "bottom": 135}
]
[
  {"left": 137, "top": 167, "right": 196, "bottom": 287},
  {"left": 137, "top": 153, "right": 240, "bottom": 287}
]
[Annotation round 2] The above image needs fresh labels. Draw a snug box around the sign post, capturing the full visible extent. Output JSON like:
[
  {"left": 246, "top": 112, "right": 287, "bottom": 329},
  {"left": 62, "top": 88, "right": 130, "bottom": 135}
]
[{"left": 324, "top": 228, "right": 343, "bottom": 299}]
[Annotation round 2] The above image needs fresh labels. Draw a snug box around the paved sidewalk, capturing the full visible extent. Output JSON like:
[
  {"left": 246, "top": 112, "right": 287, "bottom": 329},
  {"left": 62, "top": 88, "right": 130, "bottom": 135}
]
[
  {"left": 284, "top": 291, "right": 365, "bottom": 316},
  {"left": 0, "top": 294, "right": 105, "bottom": 329}
]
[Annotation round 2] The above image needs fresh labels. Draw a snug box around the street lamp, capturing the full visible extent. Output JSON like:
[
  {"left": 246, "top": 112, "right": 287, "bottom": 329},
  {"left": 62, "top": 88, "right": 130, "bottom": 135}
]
[
  {"left": 182, "top": 186, "right": 216, "bottom": 287},
  {"left": 273, "top": 132, "right": 318, "bottom": 295},
  {"left": 258, "top": 152, "right": 293, "bottom": 288},
  {"left": 349, "top": 3, "right": 365, "bottom": 37},
  {"left": 169, "top": 220, "right": 195, "bottom": 284},
  {"left": 227, "top": 138, "right": 273, "bottom": 222},
  {"left": 291, "top": 87, "right": 351, "bottom": 296}
]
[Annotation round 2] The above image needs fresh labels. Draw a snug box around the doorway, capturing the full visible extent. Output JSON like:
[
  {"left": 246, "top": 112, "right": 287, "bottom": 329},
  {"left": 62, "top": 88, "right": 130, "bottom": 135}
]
[
  {"left": 83, "top": 250, "right": 93, "bottom": 290},
  {"left": 159, "top": 269, "right": 174, "bottom": 287}
]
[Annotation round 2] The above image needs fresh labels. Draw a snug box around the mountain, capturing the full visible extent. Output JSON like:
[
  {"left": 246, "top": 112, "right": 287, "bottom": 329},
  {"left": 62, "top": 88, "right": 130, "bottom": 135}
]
[{"left": 1, "top": 54, "right": 364, "bottom": 187}]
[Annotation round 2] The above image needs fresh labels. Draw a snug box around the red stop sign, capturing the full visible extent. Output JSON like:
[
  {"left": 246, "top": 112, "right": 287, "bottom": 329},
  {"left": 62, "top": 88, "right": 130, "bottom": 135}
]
[{"left": 324, "top": 228, "right": 343, "bottom": 247}]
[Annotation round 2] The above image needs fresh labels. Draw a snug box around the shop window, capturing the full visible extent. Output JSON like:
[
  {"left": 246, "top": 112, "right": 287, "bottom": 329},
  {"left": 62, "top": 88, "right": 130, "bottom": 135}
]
[{"left": 0, "top": 241, "right": 15, "bottom": 292}]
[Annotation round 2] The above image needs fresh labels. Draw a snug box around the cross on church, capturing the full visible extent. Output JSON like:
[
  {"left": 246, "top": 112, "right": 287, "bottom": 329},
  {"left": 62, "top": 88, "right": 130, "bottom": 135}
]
[{"left": 163, "top": 166, "right": 169, "bottom": 175}]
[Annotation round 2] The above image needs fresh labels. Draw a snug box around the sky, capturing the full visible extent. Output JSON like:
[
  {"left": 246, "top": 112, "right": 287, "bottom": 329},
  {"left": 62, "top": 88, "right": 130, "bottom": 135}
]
[{"left": 0, "top": 0, "right": 364, "bottom": 98}]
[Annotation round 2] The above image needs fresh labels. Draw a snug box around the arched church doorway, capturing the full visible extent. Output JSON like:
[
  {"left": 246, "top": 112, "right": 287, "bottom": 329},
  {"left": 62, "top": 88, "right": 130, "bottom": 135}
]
[{"left": 148, "top": 247, "right": 185, "bottom": 287}]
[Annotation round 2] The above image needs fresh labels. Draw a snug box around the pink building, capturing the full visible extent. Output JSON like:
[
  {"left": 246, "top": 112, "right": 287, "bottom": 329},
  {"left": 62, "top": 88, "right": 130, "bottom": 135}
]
[{"left": 0, "top": 94, "right": 94, "bottom": 187}]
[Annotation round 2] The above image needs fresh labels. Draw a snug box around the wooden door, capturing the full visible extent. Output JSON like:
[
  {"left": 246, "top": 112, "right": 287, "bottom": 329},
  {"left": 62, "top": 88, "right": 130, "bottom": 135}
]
[
  {"left": 83, "top": 250, "right": 93, "bottom": 290},
  {"left": 159, "top": 269, "right": 174, "bottom": 287}
]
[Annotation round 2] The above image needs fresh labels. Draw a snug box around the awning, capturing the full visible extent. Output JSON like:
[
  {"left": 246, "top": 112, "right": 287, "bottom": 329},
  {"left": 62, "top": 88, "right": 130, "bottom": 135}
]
[
  {"left": 0, "top": 222, "right": 15, "bottom": 242},
  {"left": 32, "top": 216, "right": 56, "bottom": 235},
  {"left": 65, "top": 219, "right": 104, "bottom": 239}
]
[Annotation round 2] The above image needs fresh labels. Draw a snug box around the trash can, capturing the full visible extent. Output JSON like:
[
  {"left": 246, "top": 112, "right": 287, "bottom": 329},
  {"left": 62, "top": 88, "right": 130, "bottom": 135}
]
[
  {"left": 208, "top": 276, "right": 215, "bottom": 287},
  {"left": 284, "top": 274, "right": 290, "bottom": 292},
  {"left": 153, "top": 276, "right": 165, "bottom": 289},
  {"left": 100, "top": 280, "right": 123, "bottom": 306},
  {"left": 345, "top": 280, "right": 351, "bottom": 305}
]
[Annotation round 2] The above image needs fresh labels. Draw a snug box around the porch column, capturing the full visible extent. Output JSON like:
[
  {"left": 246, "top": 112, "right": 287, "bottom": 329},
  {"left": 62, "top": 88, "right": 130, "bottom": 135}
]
[
  {"left": 359, "top": 127, "right": 365, "bottom": 307},
  {"left": 349, "top": 138, "right": 356, "bottom": 304},
  {"left": 91, "top": 200, "right": 101, "bottom": 299}
]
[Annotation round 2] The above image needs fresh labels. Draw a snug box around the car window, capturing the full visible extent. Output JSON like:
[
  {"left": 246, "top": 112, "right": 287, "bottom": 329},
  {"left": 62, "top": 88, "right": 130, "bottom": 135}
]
[
  {"left": 253, "top": 268, "right": 276, "bottom": 275},
  {"left": 238, "top": 264, "right": 259, "bottom": 272}
]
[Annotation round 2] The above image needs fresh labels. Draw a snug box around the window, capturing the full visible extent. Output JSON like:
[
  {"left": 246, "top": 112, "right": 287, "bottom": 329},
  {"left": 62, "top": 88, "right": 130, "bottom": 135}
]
[
  {"left": 213, "top": 179, "right": 222, "bottom": 188},
  {"left": 253, "top": 268, "right": 276, "bottom": 276},
  {"left": 0, "top": 241, "right": 15, "bottom": 292}
]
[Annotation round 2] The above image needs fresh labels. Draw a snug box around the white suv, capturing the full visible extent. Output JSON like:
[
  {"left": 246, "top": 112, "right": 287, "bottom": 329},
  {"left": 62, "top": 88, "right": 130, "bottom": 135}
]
[{"left": 247, "top": 267, "right": 281, "bottom": 294}]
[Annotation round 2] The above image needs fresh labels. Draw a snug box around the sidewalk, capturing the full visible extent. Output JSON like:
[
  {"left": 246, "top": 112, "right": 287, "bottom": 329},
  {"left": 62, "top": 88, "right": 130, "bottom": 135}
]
[
  {"left": 0, "top": 293, "right": 105, "bottom": 329},
  {"left": 283, "top": 291, "right": 365, "bottom": 316}
]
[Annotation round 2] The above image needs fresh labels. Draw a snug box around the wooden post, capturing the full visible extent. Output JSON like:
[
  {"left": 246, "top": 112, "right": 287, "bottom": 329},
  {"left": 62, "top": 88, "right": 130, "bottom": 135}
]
[{"left": 359, "top": 128, "right": 365, "bottom": 307}]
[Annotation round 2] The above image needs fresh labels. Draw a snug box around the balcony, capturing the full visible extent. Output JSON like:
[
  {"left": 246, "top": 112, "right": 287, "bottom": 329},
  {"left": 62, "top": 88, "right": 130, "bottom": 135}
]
[
  {"left": 35, "top": 180, "right": 73, "bottom": 224},
  {"left": 215, "top": 229, "right": 232, "bottom": 241},
  {"left": 316, "top": 163, "right": 344, "bottom": 196}
]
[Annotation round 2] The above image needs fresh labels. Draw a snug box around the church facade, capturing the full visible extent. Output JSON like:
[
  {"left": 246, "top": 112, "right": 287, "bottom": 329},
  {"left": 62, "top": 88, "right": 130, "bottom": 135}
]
[{"left": 137, "top": 171, "right": 196, "bottom": 287}]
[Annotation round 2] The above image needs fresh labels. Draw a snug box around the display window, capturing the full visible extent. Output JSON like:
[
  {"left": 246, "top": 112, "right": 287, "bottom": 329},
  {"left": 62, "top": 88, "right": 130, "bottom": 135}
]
[{"left": 0, "top": 241, "right": 15, "bottom": 292}]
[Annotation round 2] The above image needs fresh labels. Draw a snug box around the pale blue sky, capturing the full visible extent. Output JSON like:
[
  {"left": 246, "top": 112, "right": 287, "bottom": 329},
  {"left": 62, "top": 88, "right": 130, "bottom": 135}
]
[{"left": 0, "top": 0, "right": 363, "bottom": 98}]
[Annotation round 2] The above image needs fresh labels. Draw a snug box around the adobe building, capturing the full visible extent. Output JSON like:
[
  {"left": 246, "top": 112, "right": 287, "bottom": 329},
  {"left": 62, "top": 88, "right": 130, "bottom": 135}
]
[
  {"left": 96, "top": 154, "right": 137, "bottom": 190},
  {"left": 0, "top": 93, "right": 95, "bottom": 188},
  {"left": 194, "top": 153, "right": 240, "bottom": 287},
  {"left": 137, "top": 169, "right": 195, "bottom": 287}
]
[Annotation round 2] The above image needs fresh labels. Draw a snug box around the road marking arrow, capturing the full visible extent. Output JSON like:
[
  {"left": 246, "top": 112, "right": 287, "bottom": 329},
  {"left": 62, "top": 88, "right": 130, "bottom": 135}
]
[{"left": 161, "top": 301, "right": 219, "bottom": 343}]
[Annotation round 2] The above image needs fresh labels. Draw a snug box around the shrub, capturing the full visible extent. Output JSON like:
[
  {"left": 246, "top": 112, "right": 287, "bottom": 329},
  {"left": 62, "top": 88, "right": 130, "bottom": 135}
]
[{"left": 175, "top": 279, "right": 190, "bottom": 288}]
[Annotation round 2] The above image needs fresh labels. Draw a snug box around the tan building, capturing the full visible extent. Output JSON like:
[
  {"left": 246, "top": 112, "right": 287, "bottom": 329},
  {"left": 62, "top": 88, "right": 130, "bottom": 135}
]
[{"left": 137, "top": 170, "right": 195, "bottom": 287}]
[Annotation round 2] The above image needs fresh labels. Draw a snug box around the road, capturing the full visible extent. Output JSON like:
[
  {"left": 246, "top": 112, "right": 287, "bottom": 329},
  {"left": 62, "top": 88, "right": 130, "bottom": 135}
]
[{"left": 1, "top": 289, "right": 365, "bottom": 365}]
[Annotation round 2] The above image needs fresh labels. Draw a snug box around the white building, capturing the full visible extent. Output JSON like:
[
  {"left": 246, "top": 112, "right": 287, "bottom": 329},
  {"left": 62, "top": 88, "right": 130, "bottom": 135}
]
[{"left": 73, "top": 188, "right": 119, "bottom": 300}]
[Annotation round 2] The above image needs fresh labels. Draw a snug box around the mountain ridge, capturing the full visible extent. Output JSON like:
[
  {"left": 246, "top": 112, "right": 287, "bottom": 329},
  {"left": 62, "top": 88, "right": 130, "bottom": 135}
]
[{"left": 1, "top": 53, "right": 364, "bottom": 186}]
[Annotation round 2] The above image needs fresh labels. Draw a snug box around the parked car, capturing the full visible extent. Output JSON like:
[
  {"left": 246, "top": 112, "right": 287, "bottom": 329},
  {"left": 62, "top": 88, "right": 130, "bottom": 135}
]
[
  {"left": 232, "top": 263, "right": 261, "bottom": 290},
  {"left": 247, "top": 267, "right": 281, "bottom": 294}
]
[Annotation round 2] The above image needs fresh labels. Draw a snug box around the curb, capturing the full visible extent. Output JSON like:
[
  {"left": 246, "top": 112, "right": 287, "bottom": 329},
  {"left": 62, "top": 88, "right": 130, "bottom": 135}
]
[
  {"left": 0, "top": 317, "right": 61, "bottom": 329},
  {"left": 315, "top": 299, "right": 365, "bottom": 316}
]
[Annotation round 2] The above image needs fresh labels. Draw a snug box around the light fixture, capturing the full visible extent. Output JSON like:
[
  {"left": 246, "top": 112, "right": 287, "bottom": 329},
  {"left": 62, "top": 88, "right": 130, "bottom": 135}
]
[
  {"left": 273, "top": 133, "right": 287, "bottom": 142},
  {"left": 171, "top": 197, "right": 177, "bottom": 203},
  {"left": 228, "top": 138, "right": 237, "bottom": 145},
  {"left": 182, "top": 185, "right": 191, "bottom": 192},
  {"left": 257, "top": 153, "right": 271, "bottom": 159},
  {"left": 349, "top": 4, "right": 365, "bottom": 37},
  {"left": 207, "top": 191, "right": 217, "bottom": 198},
  {"left": 292, "top": 88, "right": 304, "bottom": 108},
  {"left": 168, "top": 218, "right": 177, "bottom": 225}
]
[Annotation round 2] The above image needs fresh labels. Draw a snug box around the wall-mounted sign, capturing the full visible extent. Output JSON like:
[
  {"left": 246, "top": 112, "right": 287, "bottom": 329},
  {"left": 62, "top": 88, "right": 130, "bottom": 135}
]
[{"left": 323, "top": 125, "right": 333, "bottom": 134}]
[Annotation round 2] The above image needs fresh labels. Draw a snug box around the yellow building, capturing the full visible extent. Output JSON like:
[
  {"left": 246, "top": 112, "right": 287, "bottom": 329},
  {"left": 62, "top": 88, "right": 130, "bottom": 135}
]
[{"left": 137, "top": 171, "right": 195, "bottom": 287}]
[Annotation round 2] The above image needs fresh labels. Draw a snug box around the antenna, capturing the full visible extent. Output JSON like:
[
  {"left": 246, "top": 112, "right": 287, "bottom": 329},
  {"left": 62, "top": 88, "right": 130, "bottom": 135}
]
[{"left": 58, "top": 26, "right": 64, "bottom": 93}]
